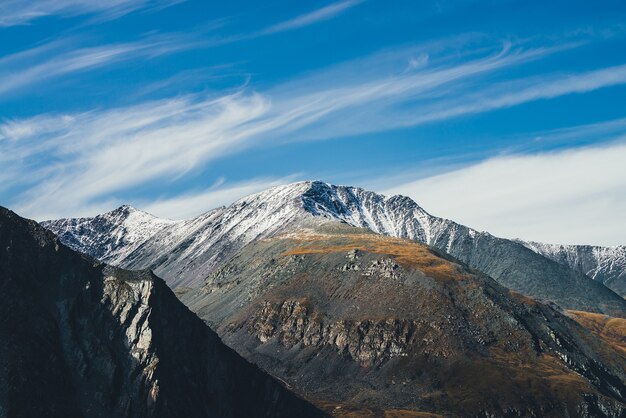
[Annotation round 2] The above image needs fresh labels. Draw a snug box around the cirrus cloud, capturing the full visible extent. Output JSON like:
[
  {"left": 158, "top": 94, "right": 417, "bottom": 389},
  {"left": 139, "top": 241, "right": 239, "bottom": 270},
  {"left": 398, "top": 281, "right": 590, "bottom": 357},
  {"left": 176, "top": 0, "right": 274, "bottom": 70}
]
[
  {"left": 0, "top": 0, "right": 184, "bottom": 26},
  {"left": 3, "top": 35, "right": 626, "bottom": 223}
]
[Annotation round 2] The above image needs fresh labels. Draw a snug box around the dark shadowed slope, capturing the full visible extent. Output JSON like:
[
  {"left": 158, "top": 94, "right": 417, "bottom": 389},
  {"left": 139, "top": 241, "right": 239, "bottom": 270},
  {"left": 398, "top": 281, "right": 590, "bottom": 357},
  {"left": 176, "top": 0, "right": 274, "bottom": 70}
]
[
  {"left": 43, "top": 181, "right": 626, "bottom": 316},
  {"left": 177, "top": 222, "right": 626, "bottom": 417},
  {"left": 0, "top": 206, "right": 324, "bottom": 418}
]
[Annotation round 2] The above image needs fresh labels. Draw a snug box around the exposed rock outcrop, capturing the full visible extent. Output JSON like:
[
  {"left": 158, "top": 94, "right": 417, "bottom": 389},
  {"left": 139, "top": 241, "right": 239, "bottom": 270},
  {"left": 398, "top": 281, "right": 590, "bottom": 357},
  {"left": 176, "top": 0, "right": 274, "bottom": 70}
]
[{"left": 250, "top": 300, "right": 413, "bottom": 366}]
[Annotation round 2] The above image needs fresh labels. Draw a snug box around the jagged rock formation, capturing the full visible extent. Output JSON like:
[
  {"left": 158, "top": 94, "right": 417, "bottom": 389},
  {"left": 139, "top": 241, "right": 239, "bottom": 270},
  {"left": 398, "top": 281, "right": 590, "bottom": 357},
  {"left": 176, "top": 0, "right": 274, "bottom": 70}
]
[
  {"left": 0, "top": 207, "right": 324, "bottom": 418},
  {"left": 178, "top": 223, "right": 626, "bottom": 417},
  {"left": 43, "top": 181, "right": 626, "bottom": 316},
  {"left": 519, "top": 241, "right": 626, "bottom": 297}
]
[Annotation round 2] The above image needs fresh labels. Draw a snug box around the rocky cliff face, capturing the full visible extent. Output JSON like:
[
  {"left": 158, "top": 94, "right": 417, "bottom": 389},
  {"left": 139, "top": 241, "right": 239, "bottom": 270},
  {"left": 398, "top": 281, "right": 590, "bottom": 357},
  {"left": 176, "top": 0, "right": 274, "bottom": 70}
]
[
  {"left": 250, "top": 299, "right": 417, "bottom": 367},
  {"left": 0, "top": 206, "right": 324, "bottom": 418},
  {"left": 519, "top": 241, "right": 626, "bottom": 297},
  {"left": 43, "top": 181, "right": 626, "bottom": 316},
  {"left": 179, "top": 223, "right": 626, "bottom": 417}
]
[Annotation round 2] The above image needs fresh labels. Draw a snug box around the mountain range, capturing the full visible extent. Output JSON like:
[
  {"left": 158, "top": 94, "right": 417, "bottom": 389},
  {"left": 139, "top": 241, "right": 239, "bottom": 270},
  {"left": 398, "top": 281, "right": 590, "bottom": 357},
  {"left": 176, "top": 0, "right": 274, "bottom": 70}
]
[
  {"left": 43, "top": 181, "right": 626, "bottom": 317},
  {"left": 3, "top": 180, "right": 626, "bottom": 416}
]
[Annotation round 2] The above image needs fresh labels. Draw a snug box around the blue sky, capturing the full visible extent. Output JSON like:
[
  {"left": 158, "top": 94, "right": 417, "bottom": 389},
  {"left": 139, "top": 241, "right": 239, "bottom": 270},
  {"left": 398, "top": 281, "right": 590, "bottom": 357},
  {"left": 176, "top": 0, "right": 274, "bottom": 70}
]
[{"left": 1, "top": 0, "right": 626, "bottom": 245}]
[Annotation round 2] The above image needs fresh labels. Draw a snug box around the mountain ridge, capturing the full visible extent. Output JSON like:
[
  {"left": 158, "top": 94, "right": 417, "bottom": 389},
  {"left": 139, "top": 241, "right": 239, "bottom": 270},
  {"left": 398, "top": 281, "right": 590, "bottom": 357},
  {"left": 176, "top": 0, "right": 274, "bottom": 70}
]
[{"left": 42, "top": 180, "right": 626, "bottom": 316}]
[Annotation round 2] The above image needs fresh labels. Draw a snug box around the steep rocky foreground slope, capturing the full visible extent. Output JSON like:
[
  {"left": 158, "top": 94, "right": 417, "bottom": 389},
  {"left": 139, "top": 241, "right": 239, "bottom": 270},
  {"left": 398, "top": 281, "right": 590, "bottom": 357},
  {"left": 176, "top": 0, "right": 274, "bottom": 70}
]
[
  {"left": 0, "top": 207, "right": 323, "bottom": 418},
  {"left": 519, "top": 241, "right": 626, "bottom": 297},
  {"left": 177, "top": 222, "right": 626, "bottom": 417},
  {"left": 43, "top": 181, "right": 626, "bottom": 316}
]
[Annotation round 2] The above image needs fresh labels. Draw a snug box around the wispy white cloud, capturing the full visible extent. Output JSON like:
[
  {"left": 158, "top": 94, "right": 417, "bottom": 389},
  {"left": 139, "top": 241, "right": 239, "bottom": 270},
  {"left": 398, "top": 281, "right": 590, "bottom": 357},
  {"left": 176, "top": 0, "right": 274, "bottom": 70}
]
[
  {"left": 385, "top": 138, "right": 626, "bottom": 246},
  {"left": 1, "top": 92, "right": 272, "bottom": 219},
  {"left": 4, "top": 36, "right": 626, "bottom": 220},
  {"left": 1, "top": 0, "right": 353, "bottom": 99},
  {"left": 0, "top": 0, "right": 183, "bottom": 26},
  {"left": 269, "top": 42, "right": 626, "bottom": 142},
  {"left": 387, "top": 62, "right": 626, "bottom": 129},
  {"left": 236, "top": 39, "right": 626, "bottom": 144},
  {"left": 0, "top": 33, "right": 199, "bottom": 97},
  {"left": 261, "top": 0, "right": 363, "bottom": 35},
  {"left": 205, "top": 0, "right": 364, "bottom": 46}
]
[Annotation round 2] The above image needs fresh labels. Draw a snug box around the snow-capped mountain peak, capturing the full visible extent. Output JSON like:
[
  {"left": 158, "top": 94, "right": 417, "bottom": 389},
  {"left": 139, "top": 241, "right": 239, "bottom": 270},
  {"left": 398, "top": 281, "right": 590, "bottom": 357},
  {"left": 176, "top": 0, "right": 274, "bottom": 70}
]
[{"left": 41, "top": 204, "right": 177, "bottom": 265}]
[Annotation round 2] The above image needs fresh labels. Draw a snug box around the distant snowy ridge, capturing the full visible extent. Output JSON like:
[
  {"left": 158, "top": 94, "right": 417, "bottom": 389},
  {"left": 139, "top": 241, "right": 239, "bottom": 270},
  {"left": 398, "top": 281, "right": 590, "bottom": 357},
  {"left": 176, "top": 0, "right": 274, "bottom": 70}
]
[
  {"left": 518, "top": 240, "right": 626, "bottom": 297},
  {"left": 42, "top": 180, "right": 626, "bottom": 316}
]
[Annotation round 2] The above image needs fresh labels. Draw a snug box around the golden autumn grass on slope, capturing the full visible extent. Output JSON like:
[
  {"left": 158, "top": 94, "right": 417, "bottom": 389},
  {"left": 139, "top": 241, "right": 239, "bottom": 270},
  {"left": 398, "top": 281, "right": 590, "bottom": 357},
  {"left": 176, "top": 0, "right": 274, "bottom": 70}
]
[
  {"left": 315, "top": 401, "right": 442, "bottom": 417},
  {"left": 567, "top": 310, "right": 626, "bottom": 357},
  {"left": 280, "top": 231, "right": 469, "bottom": 282},
  {"left": 333, "top": 409, "right": 441, "bottom": 418}
]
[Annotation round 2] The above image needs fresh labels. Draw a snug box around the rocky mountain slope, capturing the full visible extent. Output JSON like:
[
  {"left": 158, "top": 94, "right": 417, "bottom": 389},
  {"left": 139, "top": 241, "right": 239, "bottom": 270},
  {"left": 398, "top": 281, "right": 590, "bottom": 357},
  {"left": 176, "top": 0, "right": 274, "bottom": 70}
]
[
  {"left": 519, "top": 241, "right": 626, "bottom": 297},
  {"left": 0, "top": 206, "right": 324, "bottom": 418},
  {"left": 42, "top": 181, "right": 626, "bottom": 316},
  {"left": 44, "top": 184, "right": 315, "bottom": 288},
  {"left": 177, "top": 222, "right": 626, "bottom": 416}
]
